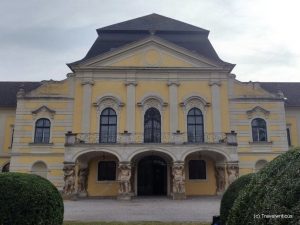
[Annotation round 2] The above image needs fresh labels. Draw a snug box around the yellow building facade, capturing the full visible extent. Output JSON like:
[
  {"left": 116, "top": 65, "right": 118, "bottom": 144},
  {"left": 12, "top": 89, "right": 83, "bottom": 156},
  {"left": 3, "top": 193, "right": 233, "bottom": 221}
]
[{"left": 0, "top": 14, "right": 298, "bottom": 199}]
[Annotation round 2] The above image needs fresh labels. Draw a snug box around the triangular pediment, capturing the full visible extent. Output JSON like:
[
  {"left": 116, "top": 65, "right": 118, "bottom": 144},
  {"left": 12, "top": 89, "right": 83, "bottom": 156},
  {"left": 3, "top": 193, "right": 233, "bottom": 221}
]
[{"left": 75, "top": 37, "right": 225, "bottom": 70}]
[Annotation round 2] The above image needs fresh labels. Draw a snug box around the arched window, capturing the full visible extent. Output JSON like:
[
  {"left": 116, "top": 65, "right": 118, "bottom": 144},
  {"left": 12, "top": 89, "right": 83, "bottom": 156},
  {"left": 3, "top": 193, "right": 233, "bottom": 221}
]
[
  {"left": 31, "top": 161, "right": 48, "bottom": 178},
  {"left": 2, "top": 163, "right": 10, "bottom": 172},
  {"left": 34, "top": 118, "right": 51, "bottom": 143},
  {"left": 189, "top": 160, "right": 206, "bottom": 179},
  {"left": 187, "top": 108, "right": 204, "bottom": 143},
  {"left": 252, "top": 118, "right": 267, "bottom": 142},
  {"left": 255, "top": 160, "right": 268, "bottom": 172},
  {"left": 100, "top": 108, "right": 117, "bottom": 143},
  {"left": 144, "top": 108, "right": 161, "bottom": 143}
]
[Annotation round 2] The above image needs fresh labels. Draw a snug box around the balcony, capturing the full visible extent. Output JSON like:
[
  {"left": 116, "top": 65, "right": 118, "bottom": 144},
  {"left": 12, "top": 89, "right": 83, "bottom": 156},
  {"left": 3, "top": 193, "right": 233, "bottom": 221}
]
[{"left": 65, "top": 131, "right": 237, "bottom": 146}]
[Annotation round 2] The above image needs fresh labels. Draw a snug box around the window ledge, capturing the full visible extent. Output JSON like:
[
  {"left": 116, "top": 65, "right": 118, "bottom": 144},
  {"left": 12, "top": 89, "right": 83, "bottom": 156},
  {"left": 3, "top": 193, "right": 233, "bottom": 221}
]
[
  {"left": 249, "top": 141, "right": 273, "bottom": 145},
  {"left": 188, "top": 179, "right": 208, "bottom": 182},
  {"left": 28, "top": 143, "right": 54, "bottom": 146},
  {"left": 96, "top": 180, "right": 117, "bottom": 184}
]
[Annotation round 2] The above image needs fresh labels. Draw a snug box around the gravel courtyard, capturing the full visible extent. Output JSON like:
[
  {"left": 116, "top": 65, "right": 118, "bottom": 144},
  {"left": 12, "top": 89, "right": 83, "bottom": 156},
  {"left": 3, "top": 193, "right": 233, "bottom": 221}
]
[{"left": 64, "top": 196, "right": 221, "bottom": 222}]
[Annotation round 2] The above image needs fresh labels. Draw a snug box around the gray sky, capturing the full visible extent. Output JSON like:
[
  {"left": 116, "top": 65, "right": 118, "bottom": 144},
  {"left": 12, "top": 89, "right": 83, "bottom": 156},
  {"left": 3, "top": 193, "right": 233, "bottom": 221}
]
[{"left": 0, "top": 0, "right": 299, "bottom": 82}]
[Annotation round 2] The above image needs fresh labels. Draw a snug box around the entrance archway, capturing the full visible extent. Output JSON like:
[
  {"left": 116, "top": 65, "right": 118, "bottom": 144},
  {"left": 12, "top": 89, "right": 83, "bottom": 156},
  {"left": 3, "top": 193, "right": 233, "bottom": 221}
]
[{"left": 137, "top": 155, "right": 167, "bottom": 196}]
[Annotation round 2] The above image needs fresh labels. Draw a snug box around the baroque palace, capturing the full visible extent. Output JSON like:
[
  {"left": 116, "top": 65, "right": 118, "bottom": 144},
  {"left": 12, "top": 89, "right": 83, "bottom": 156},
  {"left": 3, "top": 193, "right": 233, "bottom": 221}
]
[{"left": 0, "top": 14, "right": 298, "bottom": 200}]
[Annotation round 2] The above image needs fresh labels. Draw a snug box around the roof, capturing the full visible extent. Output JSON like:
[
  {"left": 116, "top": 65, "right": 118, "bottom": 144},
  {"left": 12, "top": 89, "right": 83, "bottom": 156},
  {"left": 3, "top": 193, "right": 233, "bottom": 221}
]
[
  {"left": 0, "top": 82, "right": 41, "bottom": 107},
  {"left": 98, "top": 13, "right": 209, "bottom": 33},
  {"left": 69, "top": 13, "right": 232, "bottom": 68},
  {"left": 260, "top": 82, "right": 300, "bottom": 107}
]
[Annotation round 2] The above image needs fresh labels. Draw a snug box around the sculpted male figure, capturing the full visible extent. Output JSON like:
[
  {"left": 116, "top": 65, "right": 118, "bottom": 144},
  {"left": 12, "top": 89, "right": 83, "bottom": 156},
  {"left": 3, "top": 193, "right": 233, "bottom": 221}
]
[
  {"left": 78, "top": 168, "right": 89, "bottom": 193},
  {"left": 215, "top": 166, "right": 225, "bottom": 192},
  {"left": 63, "top": 165, "right": 75, "bottom": 195},
  {"left": 118, "top": 164, "right": 131, "bottom": 194},
  {"left": 227, "top": 164, "right": 239, "bottom": 185},
  {"left": 172, "top": 164, "right": 185, "bottom": 193}
]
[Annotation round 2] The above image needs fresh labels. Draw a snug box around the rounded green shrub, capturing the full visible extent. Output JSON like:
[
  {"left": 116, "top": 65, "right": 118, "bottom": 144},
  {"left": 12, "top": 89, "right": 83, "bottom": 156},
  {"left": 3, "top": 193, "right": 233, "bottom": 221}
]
[
  {"left": 220, "top": 173, "right": 255, "bottom": 224},
  {"left": 0, "top": 172, "right": 64, "bottom": 225},
  {"left": 227, "top": 148, "right": 300, "bottom": 225}
]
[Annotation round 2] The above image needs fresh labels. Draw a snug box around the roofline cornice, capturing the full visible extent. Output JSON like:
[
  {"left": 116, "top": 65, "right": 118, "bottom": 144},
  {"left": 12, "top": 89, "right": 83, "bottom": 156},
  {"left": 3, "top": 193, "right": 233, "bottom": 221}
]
[{"left": 68, "top": 35, "right": 234, "bottom": 72}]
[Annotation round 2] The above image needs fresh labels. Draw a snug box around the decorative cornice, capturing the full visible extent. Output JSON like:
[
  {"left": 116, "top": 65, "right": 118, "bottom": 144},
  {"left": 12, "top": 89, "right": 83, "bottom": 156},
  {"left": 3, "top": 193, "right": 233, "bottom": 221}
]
[
  {"left": 209, "top": 80, "right": 222, "bottom": 86},
  {"left": 167, "top": 81, "right": 180, "bottom": 86},
  {"left": 81, "top": 80, "right": 95, "bottom": 86},
  {"left": 125, "top": 81, "right": 138, "bottom": 86},
  {"left": 31, "top": 105, "right": 56, "bottom": 119},
  {"left": 246, "top": 106, "right": 270, "bottom": 119}
]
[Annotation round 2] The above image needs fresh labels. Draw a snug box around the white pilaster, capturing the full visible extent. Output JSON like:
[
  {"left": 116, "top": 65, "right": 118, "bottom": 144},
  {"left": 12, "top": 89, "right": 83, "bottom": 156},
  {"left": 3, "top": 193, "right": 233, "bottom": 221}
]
[
  {"left": 168, "top": 81, "right": 180, "bottom": 133},
  {"left": 210, "top": 81, "right": 221, "bottom": 134},
  {"left": 81, "top": 80, "right": 94, "bottom": 133},
  {"left": 125, "top": 81, "right": 137, "bottom": 133}
]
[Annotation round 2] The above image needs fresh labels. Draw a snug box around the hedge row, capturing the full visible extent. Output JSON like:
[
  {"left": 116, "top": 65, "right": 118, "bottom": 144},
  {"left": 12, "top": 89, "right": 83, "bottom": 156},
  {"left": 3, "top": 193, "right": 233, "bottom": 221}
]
[
  {"left": 220, "top": 173, "right": 255, "bottom": 224},
  {"left": 227, "top": 148, "right": 300, "bottom": 225},
  {"left": 0, "top": 172, "right": 64, "bottom": 225}
]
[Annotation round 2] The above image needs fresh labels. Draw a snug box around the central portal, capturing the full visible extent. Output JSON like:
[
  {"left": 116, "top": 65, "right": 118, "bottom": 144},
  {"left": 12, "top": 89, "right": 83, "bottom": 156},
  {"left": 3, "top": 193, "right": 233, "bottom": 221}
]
[{"left": 137, "top": 155, "right": 167, "bottom": 196}]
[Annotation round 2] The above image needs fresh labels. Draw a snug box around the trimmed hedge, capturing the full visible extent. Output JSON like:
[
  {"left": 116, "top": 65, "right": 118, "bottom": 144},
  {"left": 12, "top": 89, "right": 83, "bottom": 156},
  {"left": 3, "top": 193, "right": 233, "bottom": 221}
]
[
  {"left": 220, "top": 173, "right": 255, "bottom": 224},
  {"left": 227, "top": 148, "right": 300, "bottom": 225},
  {"left": 0, "top": 172, "right": 64, "bottom": 225}
]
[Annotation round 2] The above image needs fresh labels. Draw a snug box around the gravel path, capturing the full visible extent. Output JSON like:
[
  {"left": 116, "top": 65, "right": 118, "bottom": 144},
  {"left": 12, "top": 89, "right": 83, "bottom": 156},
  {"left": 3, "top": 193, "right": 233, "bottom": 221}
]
[{"left": 64, "top": 196, "right": 221, "bottom": 222}]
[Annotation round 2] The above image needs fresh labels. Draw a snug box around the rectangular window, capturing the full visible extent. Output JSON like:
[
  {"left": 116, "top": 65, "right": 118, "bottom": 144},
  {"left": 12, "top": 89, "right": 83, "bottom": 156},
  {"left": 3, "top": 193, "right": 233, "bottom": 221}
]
[
  {"left": 189, "top": 160, "right": 206, "bottom": 179},
  {"left": 287, "top": 128, "right": 291, "bottom": 146},
  {"left": 98, "top": 161, "right": 116, "bottom": 181}
]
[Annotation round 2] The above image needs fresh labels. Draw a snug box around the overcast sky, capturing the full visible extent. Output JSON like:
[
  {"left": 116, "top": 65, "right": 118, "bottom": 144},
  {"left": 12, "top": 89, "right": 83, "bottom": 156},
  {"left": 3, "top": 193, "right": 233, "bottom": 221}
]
[{"left": 0, "top": 0, "right": 299, "bottom": 82}]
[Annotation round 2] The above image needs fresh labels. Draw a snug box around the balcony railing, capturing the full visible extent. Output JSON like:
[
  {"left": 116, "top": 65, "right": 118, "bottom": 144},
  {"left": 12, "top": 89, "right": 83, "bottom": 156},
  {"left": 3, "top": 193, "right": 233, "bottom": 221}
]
[{"left": 65, "top": 131, "right": 237, "bottom": 146}]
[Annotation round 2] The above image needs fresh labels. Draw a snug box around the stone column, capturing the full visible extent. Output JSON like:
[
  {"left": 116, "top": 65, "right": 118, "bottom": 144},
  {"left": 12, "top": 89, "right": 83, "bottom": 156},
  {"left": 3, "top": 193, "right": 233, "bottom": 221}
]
[
  {"left": 168, "top": 81, "right": 180, "bottom": 133},
  {"left": 125, "top": 81, "right": 137, "bottom": 134},
  {"left": 215, "top": 164, "right": 226, "bottom": 194},
  {"left": 118, "top": 162, "right": 132, "bottom": 200},
  {"left": 63, "top": 162, "right": 76, "bottom": 199},
  {"left": 209, "top": 81, "right": 221, "bottom": 135},
  {"left": 81, "top": 80, "right": 94, "bottom": 133},
  {"left": 172, "top": 161, "right": 186, "bottom": 200},
  {"left": 226, "top": 162, "right": 239, "bottom": 187},
  {"left": 77, "top": 166, "right": 89, "bottom": 197}
]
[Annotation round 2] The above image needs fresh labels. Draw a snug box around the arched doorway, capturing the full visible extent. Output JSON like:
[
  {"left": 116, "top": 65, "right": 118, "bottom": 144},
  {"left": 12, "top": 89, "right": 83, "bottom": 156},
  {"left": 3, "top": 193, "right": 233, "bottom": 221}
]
[{"left": 138, "top": 155, "right": 167, "bottom": 196}]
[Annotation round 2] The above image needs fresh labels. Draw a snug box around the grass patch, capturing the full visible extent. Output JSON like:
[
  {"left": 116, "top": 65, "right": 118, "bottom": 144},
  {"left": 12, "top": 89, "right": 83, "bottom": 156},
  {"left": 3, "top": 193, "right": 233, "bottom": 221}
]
[{"left": 64, "top": 222, "right": 209, "bottom": 225}]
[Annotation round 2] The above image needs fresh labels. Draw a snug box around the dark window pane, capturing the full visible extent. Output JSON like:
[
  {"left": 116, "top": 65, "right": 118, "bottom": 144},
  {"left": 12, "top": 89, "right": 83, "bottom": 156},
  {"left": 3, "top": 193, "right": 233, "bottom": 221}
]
[
  {"left": 144, "top": 108, "right": 161, "bottom": 143},
  {"left": 100, "top": 108, "right": 117, "bottom": 143},
  {"left": 189, "top": 160, "right": 206, "bottom": 179},
  {"left": 101, "top": 116, "right": 109, "bottom": 124},
  {"left": 187, "top": 116, "right": 195, "bottom": 124},
  {"left": 195, "top": 116, "right": 203, "bottom": 124},
  {"left": 98, "top": 161, "right": 116, "bottom": 181},
  {"left": 36, "top": 119, "right": 44, "bottom": 127},
  {"left": 34, "top": 119, "right": 51, "bottom": 143},
  {"left": 44, "top": 120, "right": 51, "bottom": 127},
  {"left": 102, "top": 109, "right": 109, "bottom": 115},
  {"left": 194, "top": 109, "right": 202, "bottom": 115},
  {"left": 252, "top": 118, "right": 267, "bottom": 142},
  {"left": 109, "top": 116, "right": 117, "bottom": 124},
  {"left": 187, "top": 108, "right": 204, "bottom": 143},
  {"left": 287, "top": 128, "right": 291, "bottom": 146}
]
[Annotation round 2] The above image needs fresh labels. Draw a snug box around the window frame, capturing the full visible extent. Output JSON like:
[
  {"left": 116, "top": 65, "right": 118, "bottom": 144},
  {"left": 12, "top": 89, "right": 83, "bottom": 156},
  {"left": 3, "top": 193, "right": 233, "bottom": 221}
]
[
  {"left": 187, "top": 107, "right": 204, "bottom": 143},
  {"left": 99, "top": 108, "right": 117, "bottom": 143},
  {"left": 97, "top": 161, "right": 117, "bottom": 181},
  {"left": 188, "top": 159, "right": 207, "bottom": 180},
  {"left": 287, "top": 127, "right": 292, "bottom": 146},
  {"left": 251, "top": 118, "right": 268, "bottom": 142},
  {"left": 144, "top": 107, "right": 161, "bottom": 143},
  {"left": 34, "top": 118, "right": 51, "bottom": 144}
]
